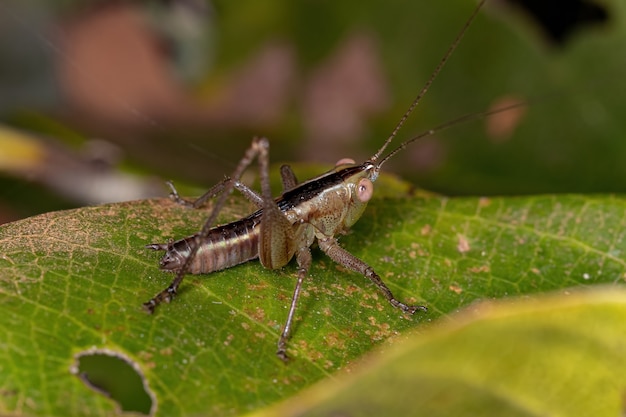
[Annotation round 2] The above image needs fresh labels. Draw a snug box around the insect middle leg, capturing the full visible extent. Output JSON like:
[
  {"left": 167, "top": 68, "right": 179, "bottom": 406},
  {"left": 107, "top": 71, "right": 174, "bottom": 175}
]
[
  {"left": 243, "top": 140, "right": 317, "bottom": 361},
  {"left": 279, "top": 164, "right": 299, "bottom": 192},
  {"left": 277, "top": 245, "right": 312, "bottom": 362}
]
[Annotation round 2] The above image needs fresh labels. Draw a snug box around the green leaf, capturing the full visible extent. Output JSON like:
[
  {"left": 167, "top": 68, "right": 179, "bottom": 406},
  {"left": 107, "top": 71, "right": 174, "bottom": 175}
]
[
  {"left": 2, "top": 183, "right": 626, "bottom": 416},
  {"left": 252, "top": 288, "right": 626, "bottom": 417}
]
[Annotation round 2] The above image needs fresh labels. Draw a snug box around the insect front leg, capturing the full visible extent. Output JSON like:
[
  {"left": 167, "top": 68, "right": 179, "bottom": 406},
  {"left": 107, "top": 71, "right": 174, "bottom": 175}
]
[
  {"left": 143, "top": 137, "right": 271, "bottom": 313},
  {"left": 318, "top": 236, "right": 427, "bottom": 314}
]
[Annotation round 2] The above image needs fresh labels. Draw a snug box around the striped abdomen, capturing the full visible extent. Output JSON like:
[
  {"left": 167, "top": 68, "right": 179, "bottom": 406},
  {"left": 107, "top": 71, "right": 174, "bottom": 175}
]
[{"left": 147, "top": 214, "right": 261, "bottom": 274}]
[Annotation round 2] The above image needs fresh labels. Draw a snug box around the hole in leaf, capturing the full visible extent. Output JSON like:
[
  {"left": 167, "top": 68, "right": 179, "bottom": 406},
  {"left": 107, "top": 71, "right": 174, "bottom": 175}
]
[{"left": 71, "top": 349, "right": 155, "bottom": 416}]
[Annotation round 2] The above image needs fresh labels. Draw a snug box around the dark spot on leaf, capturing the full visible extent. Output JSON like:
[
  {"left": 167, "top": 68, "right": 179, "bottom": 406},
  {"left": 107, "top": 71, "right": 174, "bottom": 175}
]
[{"left": 71, "top": 348, "right": 155, "bottom": 416}]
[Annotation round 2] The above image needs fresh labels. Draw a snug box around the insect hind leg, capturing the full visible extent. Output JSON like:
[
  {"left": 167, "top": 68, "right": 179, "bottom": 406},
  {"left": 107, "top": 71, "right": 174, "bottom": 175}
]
[
  {"left": 167, "top": 177, "right": 265, "bottom": 209},
  {"left": 166, "top": 178, "right": 234, "bottom": 208},
  {"left": 143, "top": 137, "right": 272, "bottom": 314}
]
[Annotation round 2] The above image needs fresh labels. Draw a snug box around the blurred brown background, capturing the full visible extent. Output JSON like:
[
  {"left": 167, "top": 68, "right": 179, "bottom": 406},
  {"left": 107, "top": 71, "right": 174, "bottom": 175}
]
[{"left": 0, "top": 0, "right": 621, "bottom": 224}]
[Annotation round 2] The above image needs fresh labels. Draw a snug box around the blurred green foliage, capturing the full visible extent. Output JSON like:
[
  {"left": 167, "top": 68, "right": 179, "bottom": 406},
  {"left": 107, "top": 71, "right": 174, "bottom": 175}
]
[{"left": 1, "top": 0, "right": 624, "bottom": 223}]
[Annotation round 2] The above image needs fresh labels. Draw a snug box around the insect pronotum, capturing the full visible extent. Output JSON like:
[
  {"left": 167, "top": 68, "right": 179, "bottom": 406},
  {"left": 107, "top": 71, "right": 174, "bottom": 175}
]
[{"left": 144, "top": 0, "right": 510, "bottom": 361}]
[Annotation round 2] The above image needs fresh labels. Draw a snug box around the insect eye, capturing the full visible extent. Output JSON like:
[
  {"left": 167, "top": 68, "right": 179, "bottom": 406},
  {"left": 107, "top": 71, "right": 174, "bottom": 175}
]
[
  {"left": 357, "top": 178, "right": 374, "bottom": 202},
  {"left": 335, "top": 158, "right": 356, "bottom": 167}
]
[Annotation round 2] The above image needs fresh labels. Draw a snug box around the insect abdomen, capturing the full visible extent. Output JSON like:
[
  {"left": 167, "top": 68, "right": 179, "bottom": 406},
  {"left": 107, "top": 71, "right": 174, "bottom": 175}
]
[{"left": 149, "top": 216, "right": 260, "bottom": 274}]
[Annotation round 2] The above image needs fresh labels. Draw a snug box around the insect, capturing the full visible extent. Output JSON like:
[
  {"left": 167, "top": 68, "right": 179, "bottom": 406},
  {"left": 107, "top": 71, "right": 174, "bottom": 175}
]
[{"left": 143, "top": 0, "right": 494, "bottom": 361}]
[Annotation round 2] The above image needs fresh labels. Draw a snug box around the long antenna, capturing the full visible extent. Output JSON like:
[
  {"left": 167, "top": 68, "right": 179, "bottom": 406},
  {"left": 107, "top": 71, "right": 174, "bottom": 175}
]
[
  {"left": 378, "top": 99, "right": 528, "bottom": 167},
  {"left": 370, "top": 0, "right": 487, "bottom": 163}
]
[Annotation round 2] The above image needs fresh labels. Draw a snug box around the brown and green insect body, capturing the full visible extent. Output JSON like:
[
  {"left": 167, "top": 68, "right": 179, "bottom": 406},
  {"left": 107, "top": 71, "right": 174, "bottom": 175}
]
[{"left": 144, "top": 0, "right": 488, "bottom": 361}]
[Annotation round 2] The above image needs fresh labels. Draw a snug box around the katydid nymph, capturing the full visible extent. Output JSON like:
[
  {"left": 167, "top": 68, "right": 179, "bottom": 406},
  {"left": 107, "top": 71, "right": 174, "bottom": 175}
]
[{"left": 144, "top": 0, "right": 494, "bottom": 361}]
